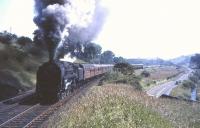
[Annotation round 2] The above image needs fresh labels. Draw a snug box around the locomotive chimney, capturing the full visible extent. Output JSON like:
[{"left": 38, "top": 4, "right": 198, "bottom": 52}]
[
  {"left": 33, "top": 0, "right": 107, "bottom": 61},
  {"left": 48, "top": 45, "right": 54, "bottom": 62}
]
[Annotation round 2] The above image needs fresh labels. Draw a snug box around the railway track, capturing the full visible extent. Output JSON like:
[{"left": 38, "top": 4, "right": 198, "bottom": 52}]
[
  {"left": 0, "top": 104, "right": 34, "bottom": 124},
  {"left": 0, "top": 89, "right": 35, "bottom": 105},
  {"left": 0, "top": 77, "right": 101, "bottom": 128},
  {"left": 0, "top": 104, "right": 49, "bottom": 128},
  {"left": 0, "top": 89, "right": 35, "bottom": 114}
]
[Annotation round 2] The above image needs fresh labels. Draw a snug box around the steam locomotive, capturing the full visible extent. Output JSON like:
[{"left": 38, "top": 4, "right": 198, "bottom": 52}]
[{"left": 36, "top": 60, "right": 113, "bottom": 102}]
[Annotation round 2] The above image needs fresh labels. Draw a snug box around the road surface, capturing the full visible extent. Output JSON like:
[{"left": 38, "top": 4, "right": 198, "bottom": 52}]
[{"left": 147, "top": 68, "right": 193, "bottom": 98}]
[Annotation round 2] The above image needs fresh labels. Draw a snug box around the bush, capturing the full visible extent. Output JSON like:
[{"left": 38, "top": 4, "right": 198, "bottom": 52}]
[
  {"left": 182, "top": 80, "right": 195, "bottom": 89},
  {"left": 141, "top": 70, "right": 150, "bottom": 77},
  {"left": 114, "top": 63, "right": 134, "bottom": 75},
  {"left": 103, "top": 72, "right": 142, "bottom": 90}
]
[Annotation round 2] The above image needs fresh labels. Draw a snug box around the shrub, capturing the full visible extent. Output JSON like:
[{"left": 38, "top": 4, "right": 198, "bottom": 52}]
[
  {"left": 141, "top": 70, "right": 150, "bottom": 77},
  {"left": 182, "top": 80, "right": 195, "bottom": 89},
  {"left": 15, "top": 52, "right": 27, "bottom": 63},
  {"left": 103, "top": 72, "right": 142, "bottom": 90},
  {"left": 114, "top": 62, "right": 134, "bottom": 75}
]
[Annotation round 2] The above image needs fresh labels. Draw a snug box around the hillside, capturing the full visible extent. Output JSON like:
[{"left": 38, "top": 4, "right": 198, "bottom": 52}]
[
  {"left": 127, "top": 58, "right": 174, "bottom": 66},
  {"left": 0, "top": 42, "right": 47, "bottom": 100},
  {"left": 169, "top": 55, "right": 191, "bottom": 65},
  {"left": 127, "top": 55, "right": 193, "bottom": 66},
  {"left": 42, "top": 84, "right": 200, "bottom": 128}
]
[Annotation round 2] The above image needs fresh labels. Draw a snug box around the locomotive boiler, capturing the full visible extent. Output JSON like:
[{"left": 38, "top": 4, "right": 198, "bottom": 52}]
[{"left": 36, "top": 60, "right": 113, "bottom": 103}]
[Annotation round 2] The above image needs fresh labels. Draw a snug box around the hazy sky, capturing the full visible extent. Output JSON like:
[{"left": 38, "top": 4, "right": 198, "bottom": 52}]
[{"left": 0, "top": 0, "right": 200, "bottom": 59}]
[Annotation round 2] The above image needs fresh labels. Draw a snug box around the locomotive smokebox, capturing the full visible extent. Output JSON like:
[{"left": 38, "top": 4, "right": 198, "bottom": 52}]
[{"left": 36, "top": 61, "right": 62, "bottom": 103}]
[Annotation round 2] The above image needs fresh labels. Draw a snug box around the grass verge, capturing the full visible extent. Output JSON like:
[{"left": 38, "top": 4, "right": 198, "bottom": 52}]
[{"left": 170, "top": 84, "right": 191, "bottom": 100}]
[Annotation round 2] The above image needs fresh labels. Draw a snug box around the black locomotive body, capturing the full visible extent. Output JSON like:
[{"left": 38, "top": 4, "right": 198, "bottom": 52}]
[{"left": 36, "top": 60, "right": 113, "bottom": 102}]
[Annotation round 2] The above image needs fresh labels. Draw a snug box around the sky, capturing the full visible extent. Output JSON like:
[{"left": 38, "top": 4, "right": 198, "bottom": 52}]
[{"left": 0, "top": 0, "right": 200, "bottom": 59}]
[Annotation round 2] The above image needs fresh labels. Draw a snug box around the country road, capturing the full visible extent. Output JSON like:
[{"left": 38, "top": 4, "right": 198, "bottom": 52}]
[{"left": 146, "top": 68, "right": 193, "bottom": 98}]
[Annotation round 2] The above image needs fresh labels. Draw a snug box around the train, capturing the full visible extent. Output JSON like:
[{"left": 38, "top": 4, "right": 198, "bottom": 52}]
[{"left": 36, "top": 60, "right": 113, "bottom": 103}]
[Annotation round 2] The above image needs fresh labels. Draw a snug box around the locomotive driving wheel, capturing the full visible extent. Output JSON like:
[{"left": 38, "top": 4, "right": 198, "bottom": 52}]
[{"left": 58, "top": 91, "right": 66, "bottom": 100}]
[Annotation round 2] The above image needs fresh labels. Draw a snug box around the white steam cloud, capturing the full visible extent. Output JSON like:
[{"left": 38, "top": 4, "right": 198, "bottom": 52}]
[{"left": 34, "top": 0, "right": 107, "bottom": 61}]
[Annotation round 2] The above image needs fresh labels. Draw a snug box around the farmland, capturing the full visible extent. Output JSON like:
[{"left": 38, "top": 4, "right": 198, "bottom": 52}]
[{"left": 135, "top": 66, "right": 185, "bottom": 90}]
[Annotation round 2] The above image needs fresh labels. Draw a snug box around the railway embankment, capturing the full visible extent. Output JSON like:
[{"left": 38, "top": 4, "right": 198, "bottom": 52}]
[
  {"left": 0, "top": 43, "right": 46, "bottom": 101},
  {"left": 42, "top": 84, "right": 200, "bottom": 128}
]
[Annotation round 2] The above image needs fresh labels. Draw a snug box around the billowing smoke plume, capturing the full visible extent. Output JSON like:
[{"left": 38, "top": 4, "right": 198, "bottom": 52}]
[{"left": 34, "top": 0, "right": 107, "bottom": 61}]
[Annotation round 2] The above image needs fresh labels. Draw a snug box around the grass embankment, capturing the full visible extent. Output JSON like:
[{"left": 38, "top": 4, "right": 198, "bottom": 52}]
[
  {"left": 171, "top": 70, "right": 200, "bottom": 101},
  {"left": 197, "top": 86, "right": 200, "bottom": 100},
  {"left": 170, "top": 83, "right": 191, "bottom": 100},
  {"left": 136, "top": 66, "right": 184, "bottom": 90},
  {"left": 0, "top": 43, "right": 46, "bottom": 99},
  {"left": 43, "top": 84, "right": 172, "bottom": 128},
  {"left": 42, "top": 84, "right": 200, "bottom": 128}
]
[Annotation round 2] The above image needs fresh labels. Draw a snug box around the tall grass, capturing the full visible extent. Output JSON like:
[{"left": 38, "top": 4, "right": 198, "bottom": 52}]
[
  {"left": 43, "top": 84, "right": 172, "bottom": 128},
  {"left": 43, "top": 84, "right": 200, "bottom": 128}
]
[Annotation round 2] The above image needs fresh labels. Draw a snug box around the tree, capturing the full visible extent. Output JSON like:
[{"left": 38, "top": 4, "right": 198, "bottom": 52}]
[
  {"left": 63, "top": 41, "right": 84, "bottom": 59},
  {"left": 114, "top": 62, "right": 134, "bottom": 75},
  {"left": 100, "top": 50, "right": 115, "bottom": 64},
  {"left": 141, "top": 70, "right": 150, "bottom": 77},
  {"left": 82, "top": 42, "right": 102, "bottom": 63},
  {"left": 182, "top": 80, "right": 195, "bottom": 89},
  {"left": 113, "top": 56, "right": 127, "bottom": 64},
  {"left": 190, "top": 54, "right": 200, "bottom": 69},
  {"left": 0, "top": 31, "right": 17, "bottom": 45},
  {"left": 17, "top": 36, "right": 32, "bottom": 49}
]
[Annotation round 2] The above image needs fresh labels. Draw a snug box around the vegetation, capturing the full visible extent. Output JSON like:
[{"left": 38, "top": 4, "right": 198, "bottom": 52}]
[
  {"left": 102, "top": 63, "right": 142, "bottom": 90},
  {"left": 0, "top": 31, "right": 47, "bottom": 100},
  {"left": 137, "top": 66, "right": 183, "bottom": 90},
  {"left": 107, "top": 64, "right": 183, "bottom": 91},
  {"left": 190, "top": 54, "right": 200, "bottom": 68},
  {"left": 171, "top": 70, "right": 200, "bottom": 100},
  {"left": 113, "top": 56, "right": 127, "bottom": 64},
  {"left": 171, "top": 53, "right": 200, "bottom": 101},
  {"left": 171, "top": 55, "right": 200, "bottom": 101},
  {"left": 103, "top": 72, "right": 142, "bottom": 90},
  {"left": 190, "top": 54, "right": 200, "bottom": 100},
  {"left": 114, "top": 62, "right": 134, "bottom": 75},
  {"left": 42, "top": 84, "right": 173, "bottom": 128},
  {"left": 141, "top": 70, "right": 150, "bottom": 77},
  {"left": 182, "top": 80, "right": 195, "bottom": 89},
  {"left": 100, "top": 50, "right": 115, "bottom": 64},
  {"left": 43, "top": 84, "right": 200, "bottom": 128},
  {"left": 170, "top": 83, "right": 191, "bottom": 99}
]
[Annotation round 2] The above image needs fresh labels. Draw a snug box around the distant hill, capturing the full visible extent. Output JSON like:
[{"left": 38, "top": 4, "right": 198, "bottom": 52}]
[
  {"left": 169, "top": 55, "right": 192, "bottom": 66},
  {"left": 127, "top": 58, "right": 174, "bottom": 66},
  {"left": 127, "top": 55, "right": 193, "bottom": 66}
]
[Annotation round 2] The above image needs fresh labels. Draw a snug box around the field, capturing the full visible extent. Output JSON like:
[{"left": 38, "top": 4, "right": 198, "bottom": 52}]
[
  {"left": 136, "top": 66, "right": 184, "bottom": 90},
  {"left": 42, "top": 84, "right": 200, "bottom": 128}
]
